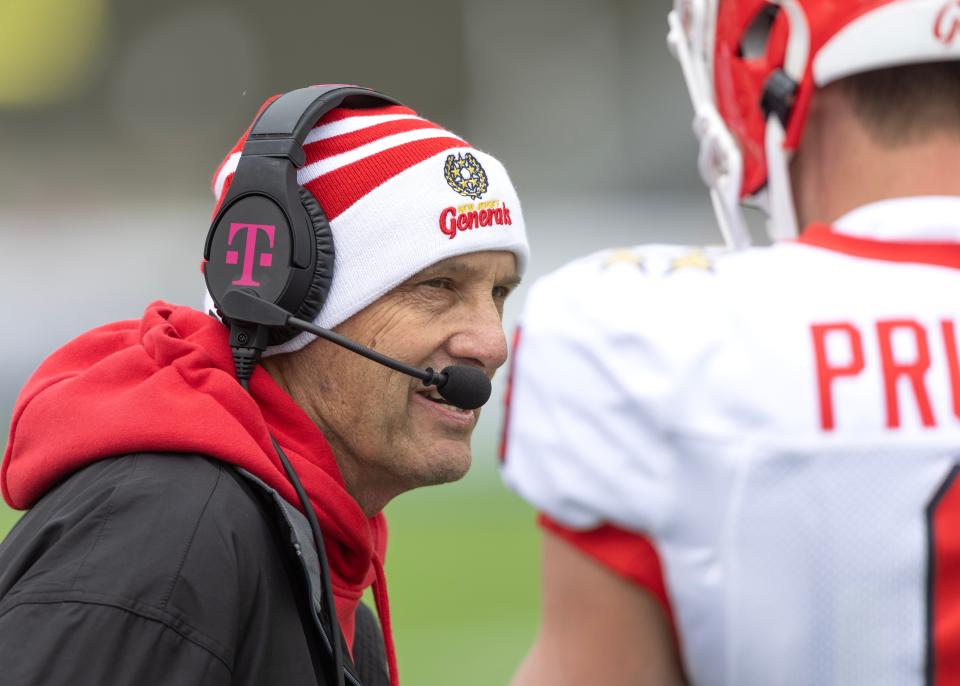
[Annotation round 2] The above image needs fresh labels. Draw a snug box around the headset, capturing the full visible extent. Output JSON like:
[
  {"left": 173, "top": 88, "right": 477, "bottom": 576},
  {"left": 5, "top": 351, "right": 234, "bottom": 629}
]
[
  {"left": 204, "top": 85, "right": 395, "bottom": 346},
  {"left": 204, "top": 84, "right": 490, "bottom": 408},
  {"left": 202, "top": 85, "right": 491, "bottom": 686}
]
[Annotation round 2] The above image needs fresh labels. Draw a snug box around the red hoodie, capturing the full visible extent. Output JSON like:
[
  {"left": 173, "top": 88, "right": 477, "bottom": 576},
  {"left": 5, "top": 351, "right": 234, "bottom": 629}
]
[{"left": 2, "top": 301, "right": 399, "bottom": 683}]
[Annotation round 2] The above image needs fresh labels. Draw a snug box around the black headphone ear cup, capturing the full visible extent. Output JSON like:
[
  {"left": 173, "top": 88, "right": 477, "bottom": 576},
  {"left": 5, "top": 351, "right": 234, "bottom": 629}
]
[{"left": 267, "top": 186, "right": 336, "bottom": 346}]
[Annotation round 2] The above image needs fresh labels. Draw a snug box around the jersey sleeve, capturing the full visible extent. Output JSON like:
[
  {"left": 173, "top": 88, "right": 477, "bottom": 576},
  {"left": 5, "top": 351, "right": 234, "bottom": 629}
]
[
  {"left": 539, "top": 513, "right": 673, "bottom": 616},
  {"left": 500, "top": 246, "right": 728, "bottom": 537}
]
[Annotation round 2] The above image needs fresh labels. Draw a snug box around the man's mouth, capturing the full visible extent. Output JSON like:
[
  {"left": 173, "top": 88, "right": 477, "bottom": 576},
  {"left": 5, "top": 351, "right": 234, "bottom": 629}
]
[{"left": 416, "top": 387, "right": 475, "bottom": 416}]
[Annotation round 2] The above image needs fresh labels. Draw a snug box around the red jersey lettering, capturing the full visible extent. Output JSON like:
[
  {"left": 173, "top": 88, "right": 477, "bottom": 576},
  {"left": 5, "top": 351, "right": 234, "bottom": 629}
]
[
  {"left": 812, "top": 322, "right": 865, "bottom": 431},
  {"left": 877, "top": 320, "right": 935, "bottom": 429}
]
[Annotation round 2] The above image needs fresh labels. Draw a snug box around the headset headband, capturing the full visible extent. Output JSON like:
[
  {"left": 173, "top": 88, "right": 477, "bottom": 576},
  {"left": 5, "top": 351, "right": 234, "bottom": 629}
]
[{"left": 240, "top": 85, "right": 400, "bottom": 166}]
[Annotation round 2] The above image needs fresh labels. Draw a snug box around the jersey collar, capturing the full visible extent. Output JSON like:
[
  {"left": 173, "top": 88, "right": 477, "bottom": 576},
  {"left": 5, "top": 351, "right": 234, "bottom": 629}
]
[
  {"left": 832, "top": 196, "right": 960, "bottom": 242},
  {"left": 796, "top": 196, "right": 960, "bottom": 269}
]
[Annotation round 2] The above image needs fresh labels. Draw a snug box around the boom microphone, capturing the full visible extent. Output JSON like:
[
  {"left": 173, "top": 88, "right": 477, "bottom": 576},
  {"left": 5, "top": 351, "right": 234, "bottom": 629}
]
[
  {"left": 221, "top": 289, "right": 493, "bottom": 410},
  {"left": 432, "top": 365, "right": 491, "bottom": 411}
]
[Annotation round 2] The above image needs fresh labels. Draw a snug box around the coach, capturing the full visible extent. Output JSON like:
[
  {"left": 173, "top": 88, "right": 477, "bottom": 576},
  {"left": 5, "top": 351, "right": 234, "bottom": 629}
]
[{"left": 0, "top": 87, "right": 527, "bottom": 686}]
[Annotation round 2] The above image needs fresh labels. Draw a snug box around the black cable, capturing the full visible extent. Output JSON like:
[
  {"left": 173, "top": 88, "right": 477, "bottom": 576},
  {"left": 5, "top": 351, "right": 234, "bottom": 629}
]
[
  {"left": 233, "top": 332, "right": 345, "bottom": 686},
  {"left": 232, "top": 347, "right": 261, "bottom": 387},
  {"left": 229, "top": 319, "right": 270, "bottom": 389},
  {"left": 271, "top": 435, "right": 346, "bottom": 686}
]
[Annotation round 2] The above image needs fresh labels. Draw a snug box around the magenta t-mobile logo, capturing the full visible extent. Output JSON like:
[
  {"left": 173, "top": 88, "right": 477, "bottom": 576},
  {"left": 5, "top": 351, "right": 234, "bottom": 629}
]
[{"left": 225, "top": 222, "right": 275, "bottom": 286}]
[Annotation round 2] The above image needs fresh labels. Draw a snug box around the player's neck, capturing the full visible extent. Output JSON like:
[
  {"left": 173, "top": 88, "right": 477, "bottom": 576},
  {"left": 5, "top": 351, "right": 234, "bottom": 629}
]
[{"left": 791, "top": 90, "right": 960, "bottom": 228}]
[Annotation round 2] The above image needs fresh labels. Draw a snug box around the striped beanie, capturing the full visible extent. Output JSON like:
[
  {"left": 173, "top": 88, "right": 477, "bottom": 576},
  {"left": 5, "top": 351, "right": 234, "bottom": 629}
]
[{"left": 205, "top": 93, "right": 529, "bottom": 356}]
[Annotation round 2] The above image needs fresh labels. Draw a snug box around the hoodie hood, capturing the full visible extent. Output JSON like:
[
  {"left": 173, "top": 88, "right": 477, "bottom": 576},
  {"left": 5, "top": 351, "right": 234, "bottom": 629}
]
[{"left": 2, "top": 302, "right": 390, "bottom": 662}]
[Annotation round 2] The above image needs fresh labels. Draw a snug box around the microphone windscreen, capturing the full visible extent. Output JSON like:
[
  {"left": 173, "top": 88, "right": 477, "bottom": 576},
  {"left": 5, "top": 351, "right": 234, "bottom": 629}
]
[{"left": 438, "top": 365, "right": 492, "bottom": 410}]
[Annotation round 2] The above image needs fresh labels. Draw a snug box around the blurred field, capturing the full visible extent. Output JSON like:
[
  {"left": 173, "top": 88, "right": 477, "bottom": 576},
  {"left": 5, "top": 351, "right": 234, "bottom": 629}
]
[
  {"left": 0, "top": 454, "right": 540, "bottom": 685},
  {"left": 0, "top": 506, "right": 17, "bottom": 539},
  {"left": 385, "top": 469, "right": 540, "bottom": 684}
]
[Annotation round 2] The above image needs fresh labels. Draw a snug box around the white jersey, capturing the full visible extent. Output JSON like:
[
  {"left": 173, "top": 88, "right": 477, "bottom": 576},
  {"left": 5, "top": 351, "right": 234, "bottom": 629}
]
[{"left": 501, "top": 196, "right": 960, "bottom": 686}]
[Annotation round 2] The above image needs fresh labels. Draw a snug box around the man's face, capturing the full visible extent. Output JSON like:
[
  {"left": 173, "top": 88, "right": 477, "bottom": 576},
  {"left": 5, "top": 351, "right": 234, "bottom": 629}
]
[{"left": 269, "top": 250, "right": 520, "bottom": 514}]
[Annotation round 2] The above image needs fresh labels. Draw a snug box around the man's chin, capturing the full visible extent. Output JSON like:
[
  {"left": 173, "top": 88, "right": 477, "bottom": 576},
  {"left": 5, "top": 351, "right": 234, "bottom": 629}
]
[{"left": 419, "top": 445, "right": 472, "bottom": 487}]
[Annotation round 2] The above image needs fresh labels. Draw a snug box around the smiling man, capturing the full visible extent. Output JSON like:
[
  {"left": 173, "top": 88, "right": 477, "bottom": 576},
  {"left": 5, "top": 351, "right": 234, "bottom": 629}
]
[
  {"left": 265, "top": 251, "right": 520, "bottom": 518},
  {"left": 0, "top": 92, "right": 527, "bottom": 686}
]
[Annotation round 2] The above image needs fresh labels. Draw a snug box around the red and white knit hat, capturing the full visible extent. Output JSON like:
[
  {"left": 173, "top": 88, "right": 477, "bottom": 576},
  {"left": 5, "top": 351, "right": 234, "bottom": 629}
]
[{"left": 205, "top": 95, "right": 529, "bottom": 355}]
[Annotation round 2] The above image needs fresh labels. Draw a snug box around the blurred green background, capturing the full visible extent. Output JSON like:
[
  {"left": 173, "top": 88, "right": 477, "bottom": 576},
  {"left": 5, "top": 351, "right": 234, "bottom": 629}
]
[{"left": 382, "top": 467, "right": 540, "bottom": 684}]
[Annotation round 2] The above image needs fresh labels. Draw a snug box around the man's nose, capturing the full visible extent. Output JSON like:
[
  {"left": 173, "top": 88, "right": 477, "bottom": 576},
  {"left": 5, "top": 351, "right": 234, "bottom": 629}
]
[{"left": 447, "top": 302, "right": 509, "bottom": 374}]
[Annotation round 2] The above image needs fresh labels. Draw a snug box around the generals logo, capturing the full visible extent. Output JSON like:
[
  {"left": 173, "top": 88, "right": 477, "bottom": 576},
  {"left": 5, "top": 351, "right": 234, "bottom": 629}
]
[
  {"left": 439, "top": 152, "right": 512, "bottom": 240},
  {"left": 444, "top": 152, "right": 489, "bottom": 200},
  {"left": 439, "top": 200, "right": 513, "bottom": 240}
]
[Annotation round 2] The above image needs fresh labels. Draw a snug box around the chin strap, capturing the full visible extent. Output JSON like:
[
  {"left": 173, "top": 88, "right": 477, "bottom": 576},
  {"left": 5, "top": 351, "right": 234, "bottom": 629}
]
[
  {"left": 702, "top": 120, "right": 752, "bottom": 249},
  {"left": 764, "top": 114, "right": 800, "bottom": 241},
  {"left": 763, "top": 0, "right": 809, "bottom": 241}
]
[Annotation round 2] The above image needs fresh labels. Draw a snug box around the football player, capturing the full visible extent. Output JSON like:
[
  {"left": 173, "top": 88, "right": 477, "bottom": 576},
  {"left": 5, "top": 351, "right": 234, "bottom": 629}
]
[{"left": 501, "top": 1, "right": 960, "bottom": 684}]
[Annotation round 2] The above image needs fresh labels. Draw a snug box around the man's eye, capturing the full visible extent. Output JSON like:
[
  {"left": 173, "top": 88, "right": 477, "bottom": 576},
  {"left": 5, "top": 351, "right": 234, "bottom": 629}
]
[
  {"left": 421, "top": 278, "right": 452, "bottom": 290},
  {"left": 492, "top": 286, "right": 510, "bottom": 300}
]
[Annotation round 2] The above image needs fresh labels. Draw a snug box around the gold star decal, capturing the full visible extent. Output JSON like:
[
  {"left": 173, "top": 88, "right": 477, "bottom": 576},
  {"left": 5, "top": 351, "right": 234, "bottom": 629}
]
[
  {"left": 603, "top": 249, "right": 646, "bottom": 271},
  {"left": 668, "top": 250, "right": 714, "bottom": 274}
]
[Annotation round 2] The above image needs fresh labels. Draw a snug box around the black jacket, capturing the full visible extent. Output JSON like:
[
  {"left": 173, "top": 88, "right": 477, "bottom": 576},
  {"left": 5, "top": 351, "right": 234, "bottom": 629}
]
[{"left": 0, "top": 453, "right": 388, "bottom": 686}]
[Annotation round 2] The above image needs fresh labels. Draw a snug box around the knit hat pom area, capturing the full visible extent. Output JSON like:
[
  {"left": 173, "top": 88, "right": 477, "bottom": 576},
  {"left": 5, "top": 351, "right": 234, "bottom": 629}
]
[{"left": 205, "top": 90, "right": 529, "bottom": 356}]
